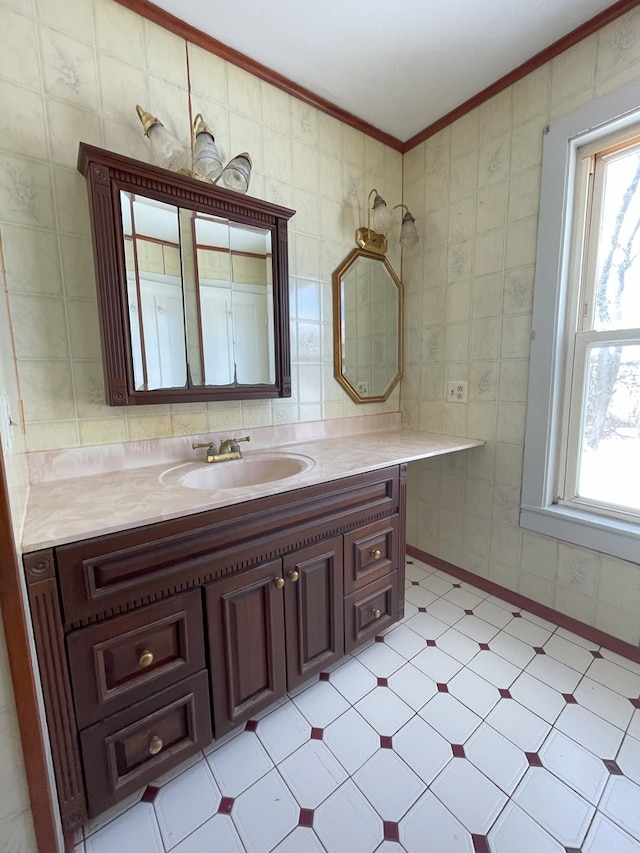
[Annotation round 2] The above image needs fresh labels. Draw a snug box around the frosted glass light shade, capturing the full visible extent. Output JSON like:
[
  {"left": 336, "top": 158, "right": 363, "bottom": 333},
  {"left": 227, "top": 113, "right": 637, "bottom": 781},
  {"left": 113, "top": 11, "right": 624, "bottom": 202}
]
[
  {"left": 221, "top": 153, "right": 252, "bottom": 193},
  {"left": 399, "top": 210, "right": 419, "bottom": 248},
  {"left": 371, "top": 193, "right": 392, "bottom": 235},
  {"left": 192, "top": 114, "right": 224, "bottom": 182}
]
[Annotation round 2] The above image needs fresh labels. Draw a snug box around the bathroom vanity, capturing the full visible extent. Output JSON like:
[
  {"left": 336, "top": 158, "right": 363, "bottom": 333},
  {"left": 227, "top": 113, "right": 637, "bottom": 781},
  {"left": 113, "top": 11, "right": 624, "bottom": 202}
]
[{"left": 20, "top": 426, "right": 482, "bottom": 841}]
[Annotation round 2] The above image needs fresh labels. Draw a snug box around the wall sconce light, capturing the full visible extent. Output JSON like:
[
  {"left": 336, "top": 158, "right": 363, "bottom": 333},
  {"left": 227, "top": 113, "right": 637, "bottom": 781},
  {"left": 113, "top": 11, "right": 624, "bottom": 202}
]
[
  {"left": 356, "top": 188, "right": 418, "bottom": 254},
  {"left": 135, "top": 105, "right": 252, "bottom": 193}
]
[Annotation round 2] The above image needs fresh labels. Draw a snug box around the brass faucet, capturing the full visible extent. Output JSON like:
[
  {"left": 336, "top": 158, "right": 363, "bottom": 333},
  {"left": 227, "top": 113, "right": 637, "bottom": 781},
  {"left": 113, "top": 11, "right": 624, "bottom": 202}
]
[{"left": 192, "top": 435, "right": 250, "bottom": 463}]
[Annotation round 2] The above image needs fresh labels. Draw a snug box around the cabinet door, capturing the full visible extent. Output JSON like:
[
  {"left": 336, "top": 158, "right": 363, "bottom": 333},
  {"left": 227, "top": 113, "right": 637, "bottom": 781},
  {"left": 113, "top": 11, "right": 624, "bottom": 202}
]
[
  {"left": 283, "top": 537, "right": 344, "bottom": 691},
  {"left": 206, "top": 560, "right": 286, "bottom": 737}
]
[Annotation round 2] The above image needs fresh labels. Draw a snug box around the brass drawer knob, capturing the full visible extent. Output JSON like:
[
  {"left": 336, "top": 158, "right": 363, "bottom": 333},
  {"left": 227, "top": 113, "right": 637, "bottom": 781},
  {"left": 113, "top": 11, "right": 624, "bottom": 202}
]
[
  {"left": 148, "top": 735, "right": 163, "bottom": 755},
  {"left": 372, "top": 607, "right": 382, "bottom": 619},
  {"left": 139, "top": 650, "right": 154, "bottom": 668},
  {"left": 288, "top": 569, "right": 300, "bottom": 583},
  {"left": 371, "top": 549, "right": 382, "bottom": 560},
  {"left": 274, "top": 576, "right": 285, "bottom": 589}
]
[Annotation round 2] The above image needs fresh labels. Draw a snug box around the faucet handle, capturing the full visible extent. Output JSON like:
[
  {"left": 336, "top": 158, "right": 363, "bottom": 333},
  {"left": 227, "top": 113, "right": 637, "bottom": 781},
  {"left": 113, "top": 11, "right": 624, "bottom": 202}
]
[
  {"left": 192, "top": 441, "right": 217, "bottom": 451},
  {"left": 219, "top": 435, "right": 251, "bottom": 454}
]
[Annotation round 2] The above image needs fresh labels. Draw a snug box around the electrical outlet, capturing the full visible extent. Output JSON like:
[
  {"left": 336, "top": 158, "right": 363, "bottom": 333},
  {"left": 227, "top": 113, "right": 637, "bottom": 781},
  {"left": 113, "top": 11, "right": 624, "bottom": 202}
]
[{"left": 446, "top": 381, "right": 468, "bottom": 403}]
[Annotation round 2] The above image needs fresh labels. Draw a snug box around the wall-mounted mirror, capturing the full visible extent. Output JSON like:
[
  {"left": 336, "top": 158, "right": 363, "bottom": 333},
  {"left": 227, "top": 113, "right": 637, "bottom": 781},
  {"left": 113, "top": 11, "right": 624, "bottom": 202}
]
[
  {"left": 78, "top": 143, "right": 294, "bottom": 405},
  {"left": 332, "top": 248, "right": 403, "bottom": 403}
]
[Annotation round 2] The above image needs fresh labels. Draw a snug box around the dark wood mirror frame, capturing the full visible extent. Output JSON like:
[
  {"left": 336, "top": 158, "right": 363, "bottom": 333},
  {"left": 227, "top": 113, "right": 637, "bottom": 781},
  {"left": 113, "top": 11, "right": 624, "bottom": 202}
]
[{"left": 77, "top": 143, "right": 295, "bottom": 406}]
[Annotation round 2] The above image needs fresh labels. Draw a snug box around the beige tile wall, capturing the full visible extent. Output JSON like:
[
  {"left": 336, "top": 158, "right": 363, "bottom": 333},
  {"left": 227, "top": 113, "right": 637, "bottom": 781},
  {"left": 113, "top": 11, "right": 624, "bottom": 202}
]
[
  {"left": 0, "top": 0, "right": 402, "bottom": 456},
  {"left": 403, "top": 6, "right": 640, "bottom": 646}
]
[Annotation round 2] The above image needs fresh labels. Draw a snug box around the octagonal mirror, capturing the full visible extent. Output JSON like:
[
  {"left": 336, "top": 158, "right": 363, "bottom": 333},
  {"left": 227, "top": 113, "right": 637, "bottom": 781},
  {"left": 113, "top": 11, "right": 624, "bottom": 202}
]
[{"left": 332, "top": 248, "right": 403, "bottom": 403}]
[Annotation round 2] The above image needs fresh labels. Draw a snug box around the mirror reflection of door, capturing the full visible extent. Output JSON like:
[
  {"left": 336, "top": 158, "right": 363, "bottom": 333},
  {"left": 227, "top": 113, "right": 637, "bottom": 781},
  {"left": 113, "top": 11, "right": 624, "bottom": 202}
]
[{"left": 120, "top": 192, "right": 274, "bottom": 390}]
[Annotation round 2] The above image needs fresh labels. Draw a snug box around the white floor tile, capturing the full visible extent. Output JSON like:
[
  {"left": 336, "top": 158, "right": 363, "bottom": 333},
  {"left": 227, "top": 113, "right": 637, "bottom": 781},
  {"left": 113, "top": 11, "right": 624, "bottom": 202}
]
[
  {"left": 599, "top": 776, "right": 640, "bottom": 841},
  {"left": 255, "top": 700, "right": 310, "bottom": 764},
  {"left": 555, "top": 704, "right": 624, "bottom": 759},
  {"left": 539, "top": 729, "right": 609, "bottom": 804},
  {"left": 405, "top": 584, "right": 438, "bottom": 608},
  {"left": 356, "top": 642, "right": 407, "bottom": 678},
  {"left": 328, "top": 657, "right": 378, "bottom": 704},
  {"left": 504, "top": 616, "right": 552, "bottom": 647},
  {"left": 525, "top": 654, "right": 582, "bottom": 693},
  {"left": 618, "top": 734, "right": 640, "bottom": 785},
  {"left": 206, "top": 731, "right": 273, "bottom": 797},
  {"left": 291, "top": 680, "right": 349, "bottom": 727},
  {"left": 356, "top": 686, "right": 414, "bottom": 735},
  {"left": 394, "top": 716, "right": 452, "bottom": 784},
  {"left": 278, "top": 740, "right": 347, "bottom": 808},
  {"left": 425, "top": 597, "right": 465, "bottom": 626},
  {"left": 455, "top": 614, "right": 500, "bottom": 644},
  {"left": 488, "top": 802, "right": 565, "bottom": 853},
  {"left": 509, "top": 672, "right": 566, "bottom": 724},
  {"left": 543, "top": 634, "right": 595, "bottom": 672},
  {"left": 443, "top": 587, "right": 484, "bottom": 610},
  {"left": 467, "top": 649, "right": 521, "bottom": 688},
  {"left": 403, "top": 611, "right": 449, "bottom": 640},
  {"left": 84, "top": 804, "right": 163, "bottom": 853},
  {"left": 410, "top": 645, "right": 462, "bottom": 683},
  {"left": 387, "top": 662, "right": 437, "bottom": 711},
  {"left": 353, "top": 749, "right": 425, "bottom": 820},
  {"left": 170, "top": 814, "right": 245, "bottom": 853},
  {"left": 232, "top": 769, "right": 299, "bottom": 853},
  {"left": 599, "top": 648, "right": 640, "bottom": 679},
  {"left": 489, "top": 631, "right": 537, "bottom": 669},
  {"left": 419, "top": 574, "right": 454, "bottom": 597},
  {"left": 418, "top": 693, "right": 481, "bottom": 744},
  {"left": 400, "top": 791, "right": 474, "bottom": 853},
  {"left": 405, "top": 563, "right": 432, "bottom": 582},
  {"left": 582, "top": 812, "right": 640, "bottom": 853},
  {"left": 629, "top": 710, "right": 640, "bottom": 740},
  {"left": 465, "top": 723, "right": 529, "bottom": 794},
  {"left": 575, "top": 676, "right": 635, "bottom": 730},
  {"left": 587, "top": 658, "right": 640, "bottom": 698},
  {"left": 324, "top": 708, "right": 379, "bottom": 774},
  {"left": 512, "top": 767, "right": 594, "bottom": 847},
  {"left": 401, "top": 600, "right": 418, "bottom": 621},
  {"left": 473, "top": 599, "right": 513, "bottom": 629},
  {"left": 382, "top": 624, "right": 427, "bottom": 660},
  {"left": 270, "top": 827, "right": 326, "bottom": 852},
  {"left": 153, "top": 762, "right": 220, "bottom": 849},
  {"left": 435, "top": 627, "right": 480, "bottom": 664},
  {"left": 486, "top": 699, "right": 550, "bottom": 751},
  {"left": 431, "top": 757, "right": 508, "bottom": 833},
  {"left": 447, "top": 667, "right": 500, "bottom": 717},
  {"left": 314, "top": 780, "right": 383, "bottom": 853}
]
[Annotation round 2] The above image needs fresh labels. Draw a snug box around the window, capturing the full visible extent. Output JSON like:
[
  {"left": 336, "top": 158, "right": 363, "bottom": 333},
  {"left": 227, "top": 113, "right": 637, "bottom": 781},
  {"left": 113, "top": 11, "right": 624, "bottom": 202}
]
[{"left": 521, "top": 79, "right": 640, "bottom": 563}]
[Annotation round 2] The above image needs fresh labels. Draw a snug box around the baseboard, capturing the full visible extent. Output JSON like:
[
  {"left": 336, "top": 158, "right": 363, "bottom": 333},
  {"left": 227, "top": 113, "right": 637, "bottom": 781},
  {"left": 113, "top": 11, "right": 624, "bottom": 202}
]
[{"left": 406, "top": 545, "right": 640, "bottom": 667}]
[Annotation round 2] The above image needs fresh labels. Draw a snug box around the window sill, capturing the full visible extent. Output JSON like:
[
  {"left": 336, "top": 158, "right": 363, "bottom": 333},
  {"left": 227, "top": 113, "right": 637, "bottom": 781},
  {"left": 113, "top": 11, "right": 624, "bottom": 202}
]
[{"left": 520, "top": 502, "right": 639, "bottom": 564}]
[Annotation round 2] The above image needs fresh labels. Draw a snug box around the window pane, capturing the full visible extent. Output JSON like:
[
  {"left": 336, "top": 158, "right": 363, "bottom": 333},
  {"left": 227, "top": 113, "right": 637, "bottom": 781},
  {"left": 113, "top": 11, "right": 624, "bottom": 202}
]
[
  {"left": 593, "top": 146, "right": 640, "bottom": 332},
  {"left": 577, "top": 342, "right": 640, "bottom": 513}
]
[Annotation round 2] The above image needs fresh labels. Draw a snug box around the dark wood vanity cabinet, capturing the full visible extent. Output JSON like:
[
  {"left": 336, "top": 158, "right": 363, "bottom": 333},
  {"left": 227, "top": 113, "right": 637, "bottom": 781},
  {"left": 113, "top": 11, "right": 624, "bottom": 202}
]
[{"left": 23, "top": 464, "right": 406, "bottom": 841}]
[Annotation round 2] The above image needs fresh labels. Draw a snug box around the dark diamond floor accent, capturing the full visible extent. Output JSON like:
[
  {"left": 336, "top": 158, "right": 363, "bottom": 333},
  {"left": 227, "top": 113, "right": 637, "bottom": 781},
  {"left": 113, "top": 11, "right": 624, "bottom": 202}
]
[
  {"left": 472, "top": 833, "right": 490, "bottom": 852},
  {"left": 565, "top": 848, "right": 582, "bottom": 853},
  {"left": 452, "top": 744, "right": 466, "bottom": 758},
  {"left": 140, "top": 785, "right": 159, "bottom": 804},
  {"left": 377, "top": 677, "right": 388, "bottom": 687},
  {"left": 310, "top": 727, "right": 324, "bottom": 740},
  {"left": 437, "top": 683, "right": 449, "bottom": 693},
  {"left": 411, "top": 580, "right": 420, "bottom": 586},
  {"left": 426, "top": 639, "right": 437, "bottom": 647},
  {"left": 319, "top": 672, "right": 330, "bottom": 681},
  {"left": 380, "top": 735, "right": 393, "bottom": 749},
  {"left": 603, "top": 759, "right": 623, "bottom": 775},
  {"left": 464, "top": 609, "right": 474, "bottom": 615},
  {"left": 218, "top": 797, "right": 234, "bottom": 814},
  {"left": 562, "top": 693, "right": 578, "bottom": 704},
  {"left": 525, "top": 752, "right": 543, "bottom": 766},
  {"left": 591, "top": 650, "right": 603, "bottom": 658},
  {"left": 375, "top": 635, "right": 385, "bottom": 643},
  {"left": 534, "top": 647, "right": 546, "bottom": 654},
  {"left": 629, "top": 698, "right": 640, "bottom": 709},
  {"left": 383, "top": 821, "right": 400, "bottom": 842},
  {"left": 418, "top": 606, "right": 427, "bottom": 613},
  {"left": 298, "top": 808, "right": 314, "bottom": 827},
  {"left": 478, "top": 643, "right": 490, "bottom": 651},
  {"left": 498, "top": 688, "right": 512, "bottom": 699},
  {"left": 452, "top": 583, "right": 462, "bottom": 588},
  {"left": 407, "top": 560, "right": 414, "bottom": 565},
  {"left": 512, "top": 612, "right": 522, "bottom": 618},
  {"left": 245, "top": 719, "right": 258, "bottom": 732}
]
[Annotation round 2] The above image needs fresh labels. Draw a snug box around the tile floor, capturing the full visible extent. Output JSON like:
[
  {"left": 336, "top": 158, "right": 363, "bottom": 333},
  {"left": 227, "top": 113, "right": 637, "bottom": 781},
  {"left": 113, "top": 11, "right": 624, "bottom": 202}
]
[{"left": 76, "top": 558, "right": 640, "bottom": 853}]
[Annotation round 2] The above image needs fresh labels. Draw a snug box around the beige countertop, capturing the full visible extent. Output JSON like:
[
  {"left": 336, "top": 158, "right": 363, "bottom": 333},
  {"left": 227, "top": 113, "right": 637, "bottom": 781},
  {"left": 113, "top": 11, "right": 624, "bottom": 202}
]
[{"left": 21, "top": 426, "right": 484, "bottom": 552}]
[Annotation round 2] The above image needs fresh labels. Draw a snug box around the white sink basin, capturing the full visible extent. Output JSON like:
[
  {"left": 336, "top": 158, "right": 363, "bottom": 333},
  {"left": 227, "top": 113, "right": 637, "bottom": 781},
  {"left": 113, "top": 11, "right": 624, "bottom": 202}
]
[{"left": 160, "top": 451, "right": 315, "bottom": 491}]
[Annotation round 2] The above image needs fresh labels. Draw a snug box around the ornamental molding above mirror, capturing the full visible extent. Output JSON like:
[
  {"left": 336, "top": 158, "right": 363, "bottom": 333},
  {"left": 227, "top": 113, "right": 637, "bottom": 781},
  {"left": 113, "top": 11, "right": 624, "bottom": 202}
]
[{"left": 77, "top": 143, "right": 295, "bottom": 406}]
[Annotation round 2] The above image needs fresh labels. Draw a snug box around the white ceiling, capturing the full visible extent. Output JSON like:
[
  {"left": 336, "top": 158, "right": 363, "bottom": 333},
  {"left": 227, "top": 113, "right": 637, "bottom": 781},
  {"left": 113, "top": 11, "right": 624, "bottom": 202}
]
[{"left": 151, "top": 0, "right": 617, "bottom": 143}]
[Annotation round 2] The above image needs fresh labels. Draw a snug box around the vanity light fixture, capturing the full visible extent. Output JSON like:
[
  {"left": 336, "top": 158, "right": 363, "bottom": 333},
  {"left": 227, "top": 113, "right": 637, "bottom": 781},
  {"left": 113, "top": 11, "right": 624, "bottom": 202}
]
[
  {"left": 355, "top": 188, "right": 419, "bottom": 254},
  {"left": 135, "top": 105, "right": 251, "bottom": 192}
]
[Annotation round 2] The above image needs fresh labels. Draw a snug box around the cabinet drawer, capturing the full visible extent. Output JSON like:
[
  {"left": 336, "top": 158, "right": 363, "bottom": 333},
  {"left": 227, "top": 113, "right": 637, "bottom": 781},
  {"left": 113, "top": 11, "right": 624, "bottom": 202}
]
[
  {"left": 80, "top": 671, "right": 211, "bottom": 817},
  {"left": 344, "top": 516, "right": 398, "bottom": 594},
  {"left": 344, "top": 572, "right": 398, "bottom": 652},
  {"left": 67, "top": 591, "right": 205, "bottom": 729}
]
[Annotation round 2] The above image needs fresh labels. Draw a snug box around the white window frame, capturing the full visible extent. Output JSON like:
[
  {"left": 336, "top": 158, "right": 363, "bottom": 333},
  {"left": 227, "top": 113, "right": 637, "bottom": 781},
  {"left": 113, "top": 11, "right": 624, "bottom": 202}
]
[{"left": 521, "top": 78, "right": 640, "bottom": 564}]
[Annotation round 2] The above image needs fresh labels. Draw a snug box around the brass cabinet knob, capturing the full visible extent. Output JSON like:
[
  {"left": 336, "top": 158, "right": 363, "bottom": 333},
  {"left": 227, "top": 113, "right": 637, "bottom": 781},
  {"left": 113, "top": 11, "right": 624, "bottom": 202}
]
[
  {"left": 372, "top": 607, "right": 382, "bottom": 619},
  {"left": 274, "top": 576, "right": 285, "bottom": 589},
  {"left": 148, "top": 735, "right": 163, "bottom": 755},
  {"left": 288, "top": 569, "right": 300, "bottom": 583},
  {"left": 139, "top": 650, "right": 154, "bottom": 668},
  {"left": 371, "top": 549, "right": 382, "bottom": 560}
]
